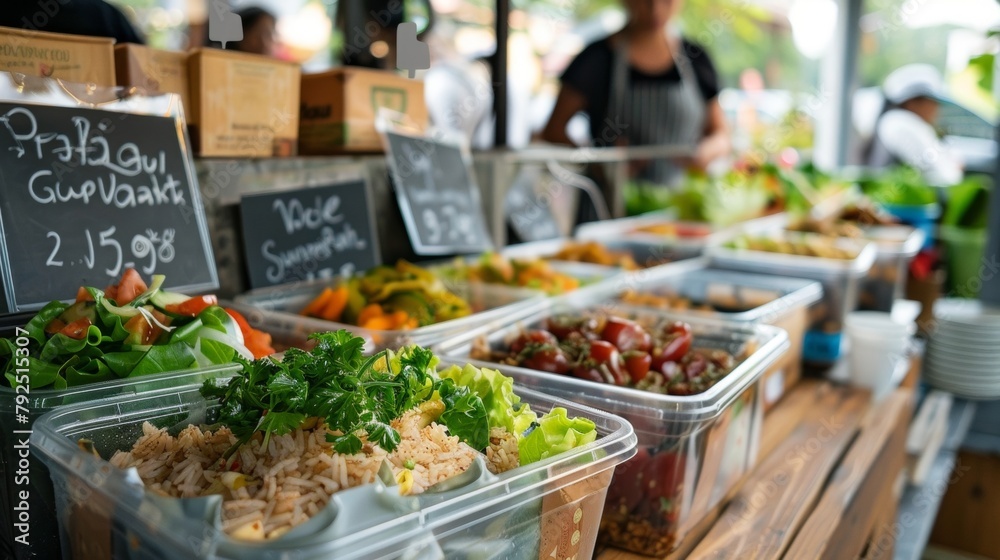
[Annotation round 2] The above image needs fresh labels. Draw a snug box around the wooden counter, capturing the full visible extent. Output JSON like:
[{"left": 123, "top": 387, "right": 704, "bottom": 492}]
[{"left": 598, "top": 379, "right": 916, "bottom": 560}]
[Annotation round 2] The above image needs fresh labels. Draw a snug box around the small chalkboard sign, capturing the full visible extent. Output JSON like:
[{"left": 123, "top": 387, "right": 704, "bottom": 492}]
[
  {"left": 0, "top": 101, "right": 217, "bottom": 312},
  {"left": 506, "top": 166, "right": 562, "bottom": 242},
  {"left": 239, "top": 180, "right": 380, "bottom": 288},
  {"left": 382, "top": 130, "right": 493, "bottom": 255}
]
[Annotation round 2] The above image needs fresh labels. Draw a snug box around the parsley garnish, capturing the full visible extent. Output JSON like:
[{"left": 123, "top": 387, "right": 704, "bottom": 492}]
[{"left": 202, "top": 330, "right": 488, "bottom": 457}]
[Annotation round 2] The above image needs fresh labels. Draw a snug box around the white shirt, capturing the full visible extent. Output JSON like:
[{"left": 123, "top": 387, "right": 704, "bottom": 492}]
[{"left": 876, "top": 109, "right": 964, "bottom": 187}]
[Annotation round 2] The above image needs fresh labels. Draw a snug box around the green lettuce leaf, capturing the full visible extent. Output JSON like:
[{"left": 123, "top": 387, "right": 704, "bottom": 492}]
[
  {"left": 518, "top": 407, "right": 597, "bottom": 465},
  {"left": 23, "top": 301, "right": 69, "bottom": 346},
  {"left": 437, "top": 378, "right": 489, "bottom": 450},
  {"left": 127, "top": 343, "right": 197, "bottom": 377},
  {"left": 438, "top": 364, "right": 536, "bottom": 437}
]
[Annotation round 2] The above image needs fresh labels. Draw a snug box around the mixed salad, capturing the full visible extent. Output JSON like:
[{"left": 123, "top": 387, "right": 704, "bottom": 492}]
[
  {"left": 300, "top": 261, "right": 471, "bottom": 330},
  {"left": 473, "top": 312, "right": 739, "bottom": 396},
  {"left": 1, "top": 269, "right": 274, "bottom": 390},
  {"left": 438, "top": 253, "right": 581, "bottom": 295}
]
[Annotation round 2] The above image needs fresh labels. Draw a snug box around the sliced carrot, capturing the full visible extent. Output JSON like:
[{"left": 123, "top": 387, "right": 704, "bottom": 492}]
[
  {"left": 319, "top": 286, "right": 349, "bottom": 322},
  {"left": 59, "top": 318, "right": 92, "bottom": 340},
  {"left": 356, "top": 303, "right": 384, "bottom": 326},
  {"left": 360, "top": 315, "right": 395, "bottom": 331},
  {"left": 300, "top": 288, "right": 334, "bottom": 317},
  {"left": 404, "top": 317, "right": 419, "bottom": 330},
  {"left": 46, "top": 318, "right": 67, "bottom": 334},
  {"left": 75, "top": 287, "right": 94, "bottom": 303},
  {"left": 388, "top": 310, "right": 409, "bottom": 329},
  {"left": 116, "top": 268, "right": 148, "bottom": 305}
]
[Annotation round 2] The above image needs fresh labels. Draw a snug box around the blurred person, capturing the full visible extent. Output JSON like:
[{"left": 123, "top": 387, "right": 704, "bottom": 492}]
[
  {"left": 2, "top": 0, "right": 144, "bottom": 44},
  {"left": 206, "top": 6, "right": 277, "bottom": 58},
  {"left": 541, "top": 0, "right": 730, "bottom": 187},
  {"left": 864, "top": 64, "right": 963, "bottom": 187}
]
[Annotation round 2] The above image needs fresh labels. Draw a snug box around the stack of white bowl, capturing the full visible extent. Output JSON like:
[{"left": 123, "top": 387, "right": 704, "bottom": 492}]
[{"left": 923, "top": 299, "right": 1000, "bottom": 399}]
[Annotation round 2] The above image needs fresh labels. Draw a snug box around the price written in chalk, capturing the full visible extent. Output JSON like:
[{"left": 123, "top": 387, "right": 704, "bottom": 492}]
[
  {"left": 421, "top": 205, "right": 478, "bottom": 246},
  {"left": 0, "top": 101, "right": 217, "bottom": 312},
  {"left": 383, "top": 130, "right": 493, "bottom": 255},
  {"left": 44, "top": 227, "right": 177, "bottom": 277}
]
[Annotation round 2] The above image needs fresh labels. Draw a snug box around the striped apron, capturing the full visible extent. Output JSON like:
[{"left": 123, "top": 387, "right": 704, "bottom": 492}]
[{"left": 608, "top": 31, "right": 706, "bottom": 187}]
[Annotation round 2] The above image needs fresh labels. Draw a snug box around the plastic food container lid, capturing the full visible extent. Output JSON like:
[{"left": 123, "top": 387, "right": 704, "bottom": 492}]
[
  {"left": 435, "top": 303, "right": 789, "bottom": 424},
  {"left": 31, "top": 379, "right": 637, "bottom": 560}
]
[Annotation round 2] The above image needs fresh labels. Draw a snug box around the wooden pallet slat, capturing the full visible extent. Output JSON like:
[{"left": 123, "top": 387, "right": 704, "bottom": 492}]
[
  {"left": 784, "top": 389, "right": 914, "bottom": 560},
  {"left": 686, "top": 384, "right": 869, "bottom": 560}
]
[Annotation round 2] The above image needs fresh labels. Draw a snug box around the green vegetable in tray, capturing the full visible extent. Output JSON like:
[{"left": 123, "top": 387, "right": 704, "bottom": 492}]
[
  {"left": 0, "top": 269, "right": 274, "bottom": 391},
  {"left": 202, "top": 330, "right": 597, "bottom": 467},
  {"left": 858, "top": 166, "right": 937, "bottom": 206}
]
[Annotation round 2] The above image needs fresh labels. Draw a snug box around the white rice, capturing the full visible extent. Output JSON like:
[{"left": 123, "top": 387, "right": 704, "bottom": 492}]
[{"left": 110, "top": 408, "right": 479, "bottom": 541}]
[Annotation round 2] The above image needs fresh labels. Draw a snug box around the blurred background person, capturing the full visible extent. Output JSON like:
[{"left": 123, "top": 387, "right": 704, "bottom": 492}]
[
  {"left": 864, "top": 63, "right": 964, "bottom": 187},
  {"left": 541, "top": 0, "right": 730, "bottom": 187},
  {"left": 204, "top": 6, "right": 277, "bottom": 58}
]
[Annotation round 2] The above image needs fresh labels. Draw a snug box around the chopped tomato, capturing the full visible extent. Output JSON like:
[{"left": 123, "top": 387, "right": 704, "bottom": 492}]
[
  {"left": 224, "top": 308, "right": 252, "bottom": 335},
  {"left": 58, "top": 318, "right": 92, "bottom": 340},
  {"left": 224, "top": 308, "right": 274, "bottom": 358},
  {"left": 115, "top": 268, "right": 148, "bottom": 305},
  {"left": 104, "top": 284, "right": 119, "bottom": 301},
  {"left": 164, "top": 295, "right": 218, "bottom": 317},
  {"left": 244, "top": 329, "right": 275, "bottom": 359},
  {"left": 46, "top": 318, "right": 67, "bottom": 335},
  {"left": 75, "top": 287, "right": 94, "bottom": 303},
  {"left": 124, "top": 310, "right": 170, "bottom": 345}
]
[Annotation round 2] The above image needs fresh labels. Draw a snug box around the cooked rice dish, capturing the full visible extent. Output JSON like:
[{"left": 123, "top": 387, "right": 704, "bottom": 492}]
[{"left": 111, "top": 409, "right": 479, "bottom": 541}]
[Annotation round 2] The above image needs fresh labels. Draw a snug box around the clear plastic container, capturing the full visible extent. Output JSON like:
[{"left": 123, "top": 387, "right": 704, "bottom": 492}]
[
  {"left": 435, "top": 302, "right": 789, "bottom": 556},
  {"left": 31, "top": 380, "right": 637, "bottom": 560},
  {"left": 0, "top": 361, "right": 241, "bottom": 560},
  {"left": 858, "top": 225, "right": 924, "bottom": 312},
  {"left": 707, "top": 232, "right": 876, "bottom": 365},
  {"left": 231, "top": 280, "right": 545, "bottom": 352},
  {"left": 574, "top": 213, "right": 789, "bottom": 257},
  {"left": 609, "top": 260, "right": 822, "bottom": 408},
  {"left": 426, "top": 255, "right": 625, "bottom": 298},
  {"left": 499, "top": 238, "right": 699, "bottom": 269}
]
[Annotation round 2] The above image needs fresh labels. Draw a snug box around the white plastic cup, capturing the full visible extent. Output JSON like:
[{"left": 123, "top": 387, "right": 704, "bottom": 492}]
[{"left": 845, "top": 311, "right": 914, "bottom": 400}]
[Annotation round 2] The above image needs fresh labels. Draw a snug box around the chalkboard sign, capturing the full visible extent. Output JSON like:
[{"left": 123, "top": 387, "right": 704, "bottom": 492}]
[
  {"left": 0, "top": 101, "right": 217, "bottom": 312},
  {"left": 505, "top": 166, "right": 562, "bottom": 242},
  {"left": 239, "top": 180, "right": 380, "bottom": 288},
  {"left": 383, "top": 130, "right": 493, "bottom": 255}
]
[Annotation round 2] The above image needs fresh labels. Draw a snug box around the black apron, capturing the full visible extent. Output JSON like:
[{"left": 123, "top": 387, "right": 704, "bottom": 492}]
[{"left": 609, "top": 29, "right": 706, "bottom": 186}]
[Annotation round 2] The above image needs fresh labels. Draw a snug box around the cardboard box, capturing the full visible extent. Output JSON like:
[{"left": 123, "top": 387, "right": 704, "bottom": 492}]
[
  {"left": 115, "top": 44, "right": 190, "bottom": 117},
  {"left": 188, "top": 48, "right": 300, "bottom": 157},
  {"left": 0, "top": 26, "right": 114, "bottom": 85},
  {"left": 299, "top": 67, "right": 427, "bottom": 154}
]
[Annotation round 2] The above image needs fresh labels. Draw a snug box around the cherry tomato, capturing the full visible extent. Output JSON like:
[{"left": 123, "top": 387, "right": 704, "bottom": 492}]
[
  {"left": 588, "top": 340, "right": 626, "bottom": 385},
  {"left": 521, "top": 345, "right": 571, "bottom": 374},
  {"left": 655, "top": 327, "right": 693, "bottom": 364},
  {"left": 639, "top": 451, "right": 686, "bottom": 523},
  {"left": 684, "top": 353, "right": 708, "bottom": 380},
  {"left": 544, "top": 315, "right": 598, "bottom": 340},
  {"left": 601, "top": 317, "right": 652, "bottom": 352},
  {"left": 652, "top": 355, "right": 682, "bottom": 380},
  {"left": 623, "top": 351, "right": 652, "bottom": 383},
  {"left": 607, "top": 447, "right": 651, "bottom": 512},
  {"left": 510, "top": 330, "right": 558, "bottom": 355},
  {"left": 571, "top": 363, "right": 605, "bottom": 384},
  {"left": 165, "top": 295, "right": 219, "bottom": 317}
]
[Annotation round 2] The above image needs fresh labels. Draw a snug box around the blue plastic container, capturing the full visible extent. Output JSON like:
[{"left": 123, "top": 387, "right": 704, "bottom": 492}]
[{"left": 879, "top": 203, "right": 941, "bottom": 250}]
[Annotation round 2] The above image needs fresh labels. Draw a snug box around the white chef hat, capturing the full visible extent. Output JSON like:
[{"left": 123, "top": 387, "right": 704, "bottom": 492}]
[{"left": 882, "top": 64, "right": 948, "bottom": 104}]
